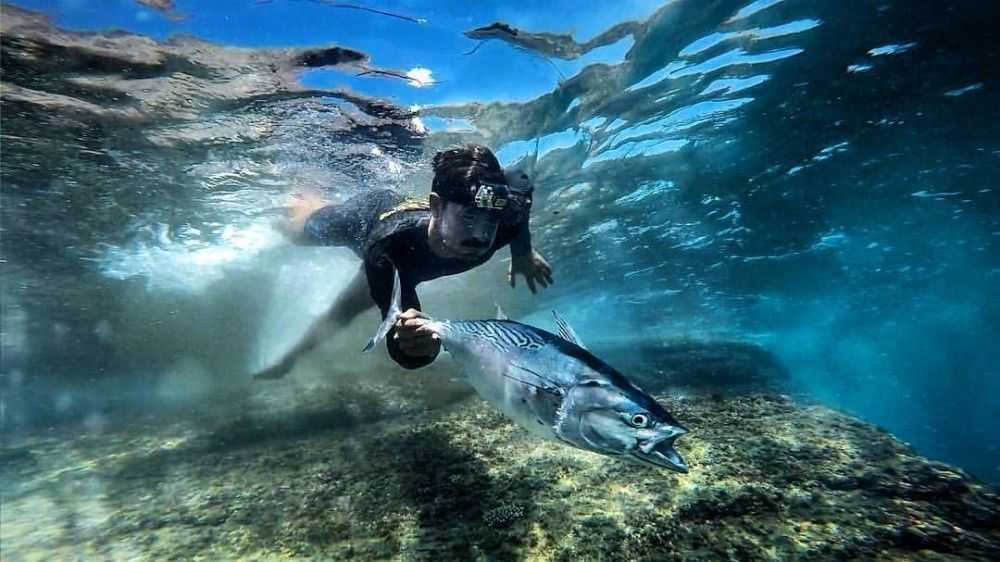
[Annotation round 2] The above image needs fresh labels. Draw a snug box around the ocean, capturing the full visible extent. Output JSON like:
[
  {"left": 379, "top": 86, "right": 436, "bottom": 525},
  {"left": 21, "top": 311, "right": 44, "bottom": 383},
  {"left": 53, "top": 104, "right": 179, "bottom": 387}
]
[{"left": 1, "top": 1, "right": 998, "bottom": 560}]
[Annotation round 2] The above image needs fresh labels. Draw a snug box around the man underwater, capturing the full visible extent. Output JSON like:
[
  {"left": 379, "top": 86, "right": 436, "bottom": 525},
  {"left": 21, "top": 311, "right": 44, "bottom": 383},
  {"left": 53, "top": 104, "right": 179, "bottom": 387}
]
[{"left": 253, "top": 144, "right": 553, "bottom": 378}]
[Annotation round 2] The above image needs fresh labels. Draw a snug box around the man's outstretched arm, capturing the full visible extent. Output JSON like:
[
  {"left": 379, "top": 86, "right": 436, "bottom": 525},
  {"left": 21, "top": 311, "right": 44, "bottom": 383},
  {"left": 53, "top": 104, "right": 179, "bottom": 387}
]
[
  {"left": 507, "top": 206, "right": 554, "bottom": 294},
  {"left": 503, "top": 169, "right": 553, "bottom": 293}
]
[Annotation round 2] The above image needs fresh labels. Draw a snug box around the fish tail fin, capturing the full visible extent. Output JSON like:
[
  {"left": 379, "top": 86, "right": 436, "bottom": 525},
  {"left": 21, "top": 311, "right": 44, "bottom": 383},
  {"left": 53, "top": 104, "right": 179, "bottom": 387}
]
[{"left": 363, "top": 267, "right": 403, "bottom": 352}]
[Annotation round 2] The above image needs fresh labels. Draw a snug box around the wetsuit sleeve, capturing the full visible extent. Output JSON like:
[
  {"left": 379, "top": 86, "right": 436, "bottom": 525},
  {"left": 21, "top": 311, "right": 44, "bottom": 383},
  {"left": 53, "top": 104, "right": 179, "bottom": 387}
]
[
  {"left": 301, "top": 205, "right": 348, "bottom": 246},
  {"left": 506, "top": 175, "right": 534, "bottom": 258},
  {"left": 299, "top": 190, "right": 402, "bottom": 249},
  {"left": 509, "top": 220, "right": 532, "bottom": 258},
  {"left": 365, "top": 259, "right": 439, "bottom": 370}
]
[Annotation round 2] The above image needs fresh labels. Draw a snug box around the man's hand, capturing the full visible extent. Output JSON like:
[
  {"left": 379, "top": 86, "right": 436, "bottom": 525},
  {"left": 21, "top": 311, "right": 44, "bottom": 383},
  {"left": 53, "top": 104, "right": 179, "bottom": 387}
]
[
  {"left": 509, "top": 250, "right": 554, "bottom": 294},
  {"left": 394, "top": 308, "right": 441, "bottom": 359}
]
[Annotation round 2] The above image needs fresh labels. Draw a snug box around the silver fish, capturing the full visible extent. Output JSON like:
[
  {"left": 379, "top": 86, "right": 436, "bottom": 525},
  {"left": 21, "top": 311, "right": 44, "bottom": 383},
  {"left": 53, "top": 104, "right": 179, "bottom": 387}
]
[{"left": 366, "top": 271, "right": 689, "bottom": 472}]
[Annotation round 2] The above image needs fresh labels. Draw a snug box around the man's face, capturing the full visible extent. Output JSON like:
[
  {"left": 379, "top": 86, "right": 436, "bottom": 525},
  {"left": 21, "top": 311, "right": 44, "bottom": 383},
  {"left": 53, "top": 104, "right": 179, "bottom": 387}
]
[{"left": 429, "top": 195, "right": 500, "bottom": 260}]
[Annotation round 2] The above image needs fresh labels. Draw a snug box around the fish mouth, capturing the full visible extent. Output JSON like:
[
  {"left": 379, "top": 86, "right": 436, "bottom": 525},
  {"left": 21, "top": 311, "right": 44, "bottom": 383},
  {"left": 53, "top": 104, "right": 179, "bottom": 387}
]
[{"left": 631, "top": 427, "right": 689, "bottom": 473}]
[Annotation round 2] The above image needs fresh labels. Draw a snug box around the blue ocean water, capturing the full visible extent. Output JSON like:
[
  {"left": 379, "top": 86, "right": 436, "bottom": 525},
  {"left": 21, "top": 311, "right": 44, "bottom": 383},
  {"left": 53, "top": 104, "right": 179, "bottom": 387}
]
[{"left": 1, "top": 0, "right": 998, "bottom": 558}]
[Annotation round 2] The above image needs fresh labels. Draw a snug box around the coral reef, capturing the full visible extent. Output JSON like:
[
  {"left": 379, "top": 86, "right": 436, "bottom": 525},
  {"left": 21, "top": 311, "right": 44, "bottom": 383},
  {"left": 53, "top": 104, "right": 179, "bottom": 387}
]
[{"left": 2, "top": 367, "right": 997, "bottom": 561}]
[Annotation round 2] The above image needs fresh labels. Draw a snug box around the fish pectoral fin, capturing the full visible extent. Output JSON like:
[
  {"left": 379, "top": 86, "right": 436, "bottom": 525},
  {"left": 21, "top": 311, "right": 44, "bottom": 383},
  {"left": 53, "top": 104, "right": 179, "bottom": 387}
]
[
  {"left": 508, "top": 362, "right": 565, "bottom": 396},
  {"left": 552, "top": 310, "right": 586, "bottom": 349}
]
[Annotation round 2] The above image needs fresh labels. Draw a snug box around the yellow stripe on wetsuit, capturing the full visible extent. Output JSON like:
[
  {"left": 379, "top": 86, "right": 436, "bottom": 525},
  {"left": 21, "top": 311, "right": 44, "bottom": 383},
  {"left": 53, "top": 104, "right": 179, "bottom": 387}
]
[{"left": 378, "top": 197, "right": 429, "bottom": 221}]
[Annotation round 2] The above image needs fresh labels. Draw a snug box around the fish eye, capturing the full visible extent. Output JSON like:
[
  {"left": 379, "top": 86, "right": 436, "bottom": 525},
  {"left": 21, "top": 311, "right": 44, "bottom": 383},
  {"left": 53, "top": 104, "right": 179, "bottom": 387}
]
[{"left": 630, "top": 413, "right": 650, "bottom": 428}]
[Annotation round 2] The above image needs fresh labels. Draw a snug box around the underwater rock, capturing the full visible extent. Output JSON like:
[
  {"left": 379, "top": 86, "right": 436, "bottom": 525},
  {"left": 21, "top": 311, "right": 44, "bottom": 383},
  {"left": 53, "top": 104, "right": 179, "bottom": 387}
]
[
  {"left": 2, "top": 376, "right": 996, "bottom": 561},
  {"left": 595, "top": 338, "right": 791, "bottom": 395}
]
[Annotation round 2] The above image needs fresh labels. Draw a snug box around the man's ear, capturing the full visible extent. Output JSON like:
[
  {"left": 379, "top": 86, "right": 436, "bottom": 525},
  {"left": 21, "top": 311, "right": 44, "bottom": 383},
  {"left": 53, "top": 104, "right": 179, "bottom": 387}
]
[{"left": 429, "top": 192, "right": 443, "bottom": 218}]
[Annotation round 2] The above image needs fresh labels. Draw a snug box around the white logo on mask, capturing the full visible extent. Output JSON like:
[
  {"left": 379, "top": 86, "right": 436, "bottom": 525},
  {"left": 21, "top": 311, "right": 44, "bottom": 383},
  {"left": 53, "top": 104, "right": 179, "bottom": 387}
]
[{"left": 473, "top": 184, "right": 508, "bottom": 210}]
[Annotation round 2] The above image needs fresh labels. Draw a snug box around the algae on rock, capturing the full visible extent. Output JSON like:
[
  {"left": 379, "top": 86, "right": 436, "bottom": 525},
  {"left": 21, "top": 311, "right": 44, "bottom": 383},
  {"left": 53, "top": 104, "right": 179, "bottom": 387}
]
[{"left": 2, "top": 369, "right": 998, "bottom": 561}]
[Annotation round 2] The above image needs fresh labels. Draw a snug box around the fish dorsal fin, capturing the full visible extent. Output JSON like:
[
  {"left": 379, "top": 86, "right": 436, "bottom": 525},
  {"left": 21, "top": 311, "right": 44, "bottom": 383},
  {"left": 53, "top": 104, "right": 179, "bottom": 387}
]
[
  {"left": 552, "top": 310, "right": 586, "bottom": 349},
  {"left": 363, "top": 267, "right": 402, "bottom": 352},
  {"left": 495, "top": 303, "right": 509, "bottom": 320}
]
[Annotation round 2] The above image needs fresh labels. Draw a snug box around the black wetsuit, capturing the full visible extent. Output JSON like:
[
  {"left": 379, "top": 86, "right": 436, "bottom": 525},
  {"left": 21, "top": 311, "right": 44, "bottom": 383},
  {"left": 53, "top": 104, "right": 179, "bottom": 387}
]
[{"left": 301, "top": 184, "right": 533, "bottom": 369}]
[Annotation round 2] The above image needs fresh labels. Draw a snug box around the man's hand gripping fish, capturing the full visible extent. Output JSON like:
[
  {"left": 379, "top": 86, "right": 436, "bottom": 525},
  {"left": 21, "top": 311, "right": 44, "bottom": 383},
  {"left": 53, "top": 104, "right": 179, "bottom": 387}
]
[{"left": 366, "top": 270, "right": 689, "bottom": 472}]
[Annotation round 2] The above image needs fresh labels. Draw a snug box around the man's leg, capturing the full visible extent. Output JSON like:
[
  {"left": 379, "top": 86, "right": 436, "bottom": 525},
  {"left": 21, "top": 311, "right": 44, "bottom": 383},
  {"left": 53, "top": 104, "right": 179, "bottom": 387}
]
[{"left": 253, "top": 265, "right": 374, "bottom": 380}]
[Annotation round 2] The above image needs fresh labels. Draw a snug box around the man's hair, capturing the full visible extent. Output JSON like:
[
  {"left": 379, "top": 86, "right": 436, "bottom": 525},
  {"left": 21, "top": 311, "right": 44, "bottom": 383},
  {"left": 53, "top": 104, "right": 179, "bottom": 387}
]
[{"left": 431, "top": 144, "right": 507, "bottom": 204}]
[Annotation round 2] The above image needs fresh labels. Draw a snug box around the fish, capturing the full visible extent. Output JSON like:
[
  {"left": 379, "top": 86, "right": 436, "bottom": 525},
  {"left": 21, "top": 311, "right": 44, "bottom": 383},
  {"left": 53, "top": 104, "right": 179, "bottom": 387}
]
[{"left": 365, "top": 270, "right": 689, "bottom": 473}]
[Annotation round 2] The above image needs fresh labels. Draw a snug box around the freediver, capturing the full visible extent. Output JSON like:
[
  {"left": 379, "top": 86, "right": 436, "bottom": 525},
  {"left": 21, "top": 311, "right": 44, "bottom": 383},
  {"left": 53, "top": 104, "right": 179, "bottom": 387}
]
[{"left": 252, "top": 144, "right": 553, "bottom": 378}]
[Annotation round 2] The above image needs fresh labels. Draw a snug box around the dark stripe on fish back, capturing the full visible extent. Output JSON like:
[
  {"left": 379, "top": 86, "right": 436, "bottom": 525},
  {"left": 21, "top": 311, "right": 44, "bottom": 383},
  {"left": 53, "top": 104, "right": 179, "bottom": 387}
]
[{"left": 448, "top": 320, "right": 546, "bottom": 351}]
